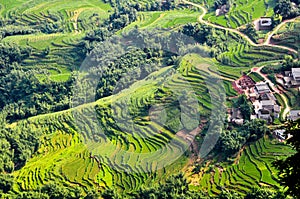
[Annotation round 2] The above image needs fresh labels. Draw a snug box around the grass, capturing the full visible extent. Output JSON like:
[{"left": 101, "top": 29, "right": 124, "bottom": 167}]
[{"left": 248, "top": 72, "right": 265, "bottom": 82}]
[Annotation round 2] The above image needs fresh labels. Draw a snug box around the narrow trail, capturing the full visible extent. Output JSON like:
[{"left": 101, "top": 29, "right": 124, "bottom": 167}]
[
  {"left": 182, "top": 0, "right": 295, "bottom": 120},
  {"left": 182, "top": 0, "right": 298, "bottom": 54},
  {"left": 264, "top": 16, "right": 300, "bottom": 45}
]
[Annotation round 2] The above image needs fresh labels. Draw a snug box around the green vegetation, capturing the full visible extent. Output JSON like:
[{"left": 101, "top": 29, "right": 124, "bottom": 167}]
[
  {"left": 0, "top": 0, "right": 299, "bottom": 198},
  {"left": 273, "top": 119, "right": 300, "bottom": 199},
  {"left": 248, "top": 72, "right": 264, "bottom": 82},
  {"left": 200, "top": 0, "right": 275, "bottom": 28},
  {"left": 193, "top": 136, "right": 294, "bottom": 196},
  {"left": 271, "top": 18, "right": 300, "bottom": 52}
]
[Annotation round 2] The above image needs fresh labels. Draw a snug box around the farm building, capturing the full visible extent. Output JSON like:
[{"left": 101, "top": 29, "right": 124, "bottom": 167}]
[
  {"left": 254, "top": 82, "right": 270, "bottom": 94},
  {"left": 229, "top": 108, "right": 244, "bottom": 125},
  {"left": 258, "top": 17, "right": 272, "bottom": 30},
  {"left": 246, "top": 81, "right": 281, "bottom": 123},
  {"left": 274, "top": 129, "right": 286, "bottom": 140},
  {"left": 282, "top": 68, "right": 300, "bottom": 87},
  {"left": 288, "top": 110, "right": 300, "bottom": 121},
  {"left": 215, "top": 4, "right": 229, "bottom": 16}
]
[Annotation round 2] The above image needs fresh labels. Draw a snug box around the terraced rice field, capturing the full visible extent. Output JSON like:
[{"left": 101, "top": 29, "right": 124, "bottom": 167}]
[
  {"left": 11, "top": 54, "right": 225, "bottom": 193},
  {"left": 217, "top": 33, "right": 291, "bottom": 67},
  {"left": 271, "top": 18, "right": 300, "bottom": 52},
  {"left": 191, "top": 136, "right": 295, "bottom": 196},
  {"left": 201, "top": 0, "right": 275, "bottom": 28},
  {"left": 120, "top": 9, "right": 199, "bottom": 34},
  {"left": 0, "top": 0, "right": 112, "bottom": 82}
]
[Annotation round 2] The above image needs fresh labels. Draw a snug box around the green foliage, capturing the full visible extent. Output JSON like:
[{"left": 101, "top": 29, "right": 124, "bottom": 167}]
[
  {"left": 217, "top": 189, "right": 243, "bottom": 199},
  {"left": 274, "top": 0, "right": 300, "bottom": 19},
  {"left": 136, "top": 173, "right": 209, "bottom": 199},
  {"left": 233, "top": 95, "right": 253, "bottom": 120},
  {"left": 217, "top": 119, "right": 268, "bottom": 157},
  {"left": 0, "top": 174, "right": 13, "bottom": 193},
  {"left": 244, "top": 188, "right": 285, "bottom": 199},
  {"left": 273, "top": 119, "right": 300, "bottom": 198},
  {"left": 241, "top": 23, "right": 258, "bottom": 43},
  {"left": 218, "top": 129, "right": 247, "bottom": 155}
]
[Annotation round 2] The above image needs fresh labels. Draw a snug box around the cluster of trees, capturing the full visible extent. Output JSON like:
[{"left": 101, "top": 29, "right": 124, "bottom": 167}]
[
  {"left": 214, "top": 0, "right": 229, "bottom": 9},
  {"left": 273, "top": 119, "right": 300, "bottom": 199},
  {"left": 274, "top": 0, "right": 300, "bottom": 19},
  {"left": 83, "top": 3, "right": 138, "bottom": 51},
  {"left": 233, "top": 95, "right": 253, "bottom": 120},
  {"left": 77, "top": 28, "right": 215, "bottom": 105},
  {"left": 0, "top": 42, "right": 31, "bottom": 72},
  {"left": 261, "top": 55, "right": 300, "bottom": 77},
  {"left": 104, "top": 0, "right": 176, "bottom": 11},
  {"left": 0, "top": 42, "right": 73, "bottom": 121},
  {"left": 181, "top": 23, "right": 232, "bottom": 57},
  {"left": 217, "top": 119, "right": 268, "bottom": 156},
  {"left": 241, "top": 23, "right": 258, "bottom": 43}
]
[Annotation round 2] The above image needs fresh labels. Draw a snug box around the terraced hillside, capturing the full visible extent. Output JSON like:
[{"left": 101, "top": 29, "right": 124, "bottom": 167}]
[
  {"left": 198, "top": 0, "right": 275, "bottom": 28},
  {"left": 271, "top": 18, "right": 300, "bottom": 53},
  {"left": 0, "top": 0, "right": 112, "bottom": 82},
  {"left": 189, "top": 136, "right": 294, "bottom": 196},
  {"left": 11, "top": 54, "right": 226, "bottom": 194},
  {"left": 2, "top": 0, "right": 299, "bottom": 197},
  {"left": 120, "top": 9, "right": 199, "bottom": 33}
]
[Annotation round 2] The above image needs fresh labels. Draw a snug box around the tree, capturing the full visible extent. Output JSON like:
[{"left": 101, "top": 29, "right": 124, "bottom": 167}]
[
  {"left": 0, "top": 174, "right": 13, "bottom": 193},
  {"left": 218, "top": 130, "right": 247, "bottom": 155},
  {"left": 274, "top": 0, "right": 299, "bottom": 19},
  {"left": 273, "top": 119, "right": 300, "bottom": 198},
  {"left": 217, "top": 189, "right": 243, "bottom": 199},
  {"left": 101, "top": 187, "right": 121, "bottom": 199},
  {"left": 233, "top": 95, "right": 253, "bottom": 120},
  {"left": 244, "top": 188, "right": 285, "bottom": 199},
  {"left": 242, "top": 23, "right": 258, "bottom": 42}
]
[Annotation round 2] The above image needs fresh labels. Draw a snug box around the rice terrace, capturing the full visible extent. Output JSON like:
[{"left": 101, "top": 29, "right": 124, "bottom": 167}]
[{"left": 0, "top": 0, "right": 300, "bottom": 198}]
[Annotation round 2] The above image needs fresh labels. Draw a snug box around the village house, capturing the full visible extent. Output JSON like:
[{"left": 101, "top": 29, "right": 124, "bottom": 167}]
[
  {"left": 229, "top": 108, "right": 244, "bottom": 125},
  {"left": 288, "top": 110, "right": 300, "bottom": 121},
  {"left": 254, "top": 82, "right": 271, "bottom": 95},
  {"left": 215, "top": 4, "right": 229, "bottom": 16},
  {"left": 258, "top": 17, "right": 272, "bottom": 30},
  {"left": 274, "top": 129, "right": 286, "bottom": 140},
  {"left": 232, "top": 75, "right": 281, "bottom": 124},
  {"left": 282, "top": 68, "right": 300, "bottom": 87},
  {"left": 249, "top": 82, "right": 280, "bottom": 122},
  {"left": 258, "top": 109, "right": 272, "bottom": 123}
]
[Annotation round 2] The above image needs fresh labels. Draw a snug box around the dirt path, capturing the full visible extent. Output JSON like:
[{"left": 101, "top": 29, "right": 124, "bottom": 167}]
[
  {"left": 264, "top": 16, "right": 300, "bottom": 45},
  {"left": 182, "top": 0, "right": 294, "bottom": 119},
  {"left": 71, "top": 8, "right": 85, "bottom": 33},
  {"left": 182, "top": 0, "right": 298, "bottom": 54}
]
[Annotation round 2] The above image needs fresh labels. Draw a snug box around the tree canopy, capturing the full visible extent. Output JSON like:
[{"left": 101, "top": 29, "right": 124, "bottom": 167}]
[{"left": 273, "top": 119, "right": 300, "bottom": 198}]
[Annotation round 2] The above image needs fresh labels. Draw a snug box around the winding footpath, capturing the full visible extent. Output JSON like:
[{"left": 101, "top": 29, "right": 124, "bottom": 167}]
[
  {"left": 182, "top": 0, "right": 299, "bottom": 54},
  {"left": 182, "top": 0, "right": 296, "bottom": 119}
]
